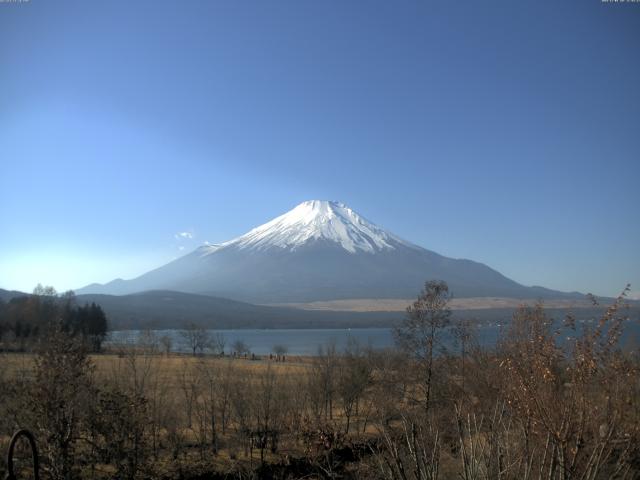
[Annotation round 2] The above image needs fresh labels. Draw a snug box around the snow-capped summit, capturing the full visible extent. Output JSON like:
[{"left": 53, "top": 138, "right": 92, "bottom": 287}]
[{"left": 210, "top": 200, "right": 413, "bottom": 254}]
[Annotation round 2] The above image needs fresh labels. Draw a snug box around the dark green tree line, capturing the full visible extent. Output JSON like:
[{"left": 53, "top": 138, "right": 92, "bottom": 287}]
[{"left": 0, "top": 285, "right": 108, "bottom": 352}]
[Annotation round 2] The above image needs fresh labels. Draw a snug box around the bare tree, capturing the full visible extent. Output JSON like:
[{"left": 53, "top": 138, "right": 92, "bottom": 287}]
[
  {"left": 312, "top": 340, "right": 339, "bottom": 422},
  {"left": 250, "top": 365, "right": 287, "bottom": 464},
  {"left": 87, "top": 386, "right": 149, "bottom": 479},
  {"left": 31, "top": 326, "right": 94, "bottom": 480},
  {"left": 159, "top": 335, "right": 172, "bottom": 355},
  {"left": 451, "top": 317, "right": 477, "bottom": 402},
  {"left": 194, "top": 358, "right": 222, "bottom": 455},
  {"left": 375, "top": 417, "right": 441, "bottom": 480},
  {"left": 210, "top": 332, "right": 226, "bottom": 356},
  {"left": 232, "top": 339, "right": 250, "bottom": 357},
  {"left": 337, "top": 339, "right": 372, "bottom": 434},
  {"left": 138, "top": 329, "right": 159, "bottom": 354},
  {"left": 178, "top": 359, "right": 200, "bottom": 429},
  {"left": 497, "top": 288, "right": 639, "bottom": 480},
  {"left": 180, "top": 322, "right": 211, "bottom": 356},
  {"left": 394, "top": 280, "right": 451, "bottom": 414},
  {"left": 217, "top": 360, "right": 235, "bottom": 435}
]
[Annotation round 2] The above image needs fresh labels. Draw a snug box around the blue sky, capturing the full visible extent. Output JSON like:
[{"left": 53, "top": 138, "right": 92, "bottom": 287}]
[{"left": 1, "top": 0, "right": 639, "bottom": 297}]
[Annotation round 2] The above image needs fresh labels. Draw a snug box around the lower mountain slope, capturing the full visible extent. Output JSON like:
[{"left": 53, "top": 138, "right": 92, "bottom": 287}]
[{"left": 75, "top": 290, "right": 402, "bottom": 330}]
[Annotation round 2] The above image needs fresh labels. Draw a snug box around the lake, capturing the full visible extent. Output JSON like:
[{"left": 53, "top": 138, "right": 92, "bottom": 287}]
[{"left": 107, "top": 319, "right": 640, "bottom": 356}]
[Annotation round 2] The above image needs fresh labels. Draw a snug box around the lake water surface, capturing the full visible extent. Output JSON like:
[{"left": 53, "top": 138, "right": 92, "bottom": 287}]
[{"left": 108, "top": 320, "right": 640, "bottom": 356}]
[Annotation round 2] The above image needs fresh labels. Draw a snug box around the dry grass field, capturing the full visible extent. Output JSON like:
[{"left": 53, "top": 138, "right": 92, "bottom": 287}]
[
  {"left": 1, "top": 350, "right": 313, "bottom": 385},
  {"left": 268, "top": 296, "right": 607, "bottom": 312},
  {"left": 1, "top": 349, "right": 376, "bottom": 477}
]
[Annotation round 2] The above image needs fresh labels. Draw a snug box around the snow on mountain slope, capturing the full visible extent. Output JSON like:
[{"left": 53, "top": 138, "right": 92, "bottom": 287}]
[{"left": 202, "top": 200, "right": 415, "bottom": 254}]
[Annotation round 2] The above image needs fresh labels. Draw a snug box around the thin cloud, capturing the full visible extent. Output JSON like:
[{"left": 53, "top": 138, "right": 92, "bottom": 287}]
[
  {"left": 175, "top": 231, "right": 194, "bottom": 240},
  {"left": 178, "top": 246, "right": 185, "bottom": 251}
]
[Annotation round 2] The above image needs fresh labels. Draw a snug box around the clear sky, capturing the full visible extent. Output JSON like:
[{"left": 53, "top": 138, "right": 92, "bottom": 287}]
[{"left": 1, "top": 0, "right": 639, "bottom": 298}]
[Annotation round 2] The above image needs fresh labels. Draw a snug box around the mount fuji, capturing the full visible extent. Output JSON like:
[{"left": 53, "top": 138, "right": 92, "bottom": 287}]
[{"left": 78, "top": 200, "right": 578, "bottom": 303}]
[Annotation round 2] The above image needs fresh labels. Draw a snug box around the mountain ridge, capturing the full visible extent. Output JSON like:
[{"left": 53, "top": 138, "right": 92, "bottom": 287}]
[{"left": 77, "top": 200, "right": 584, "bottom": 303}]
